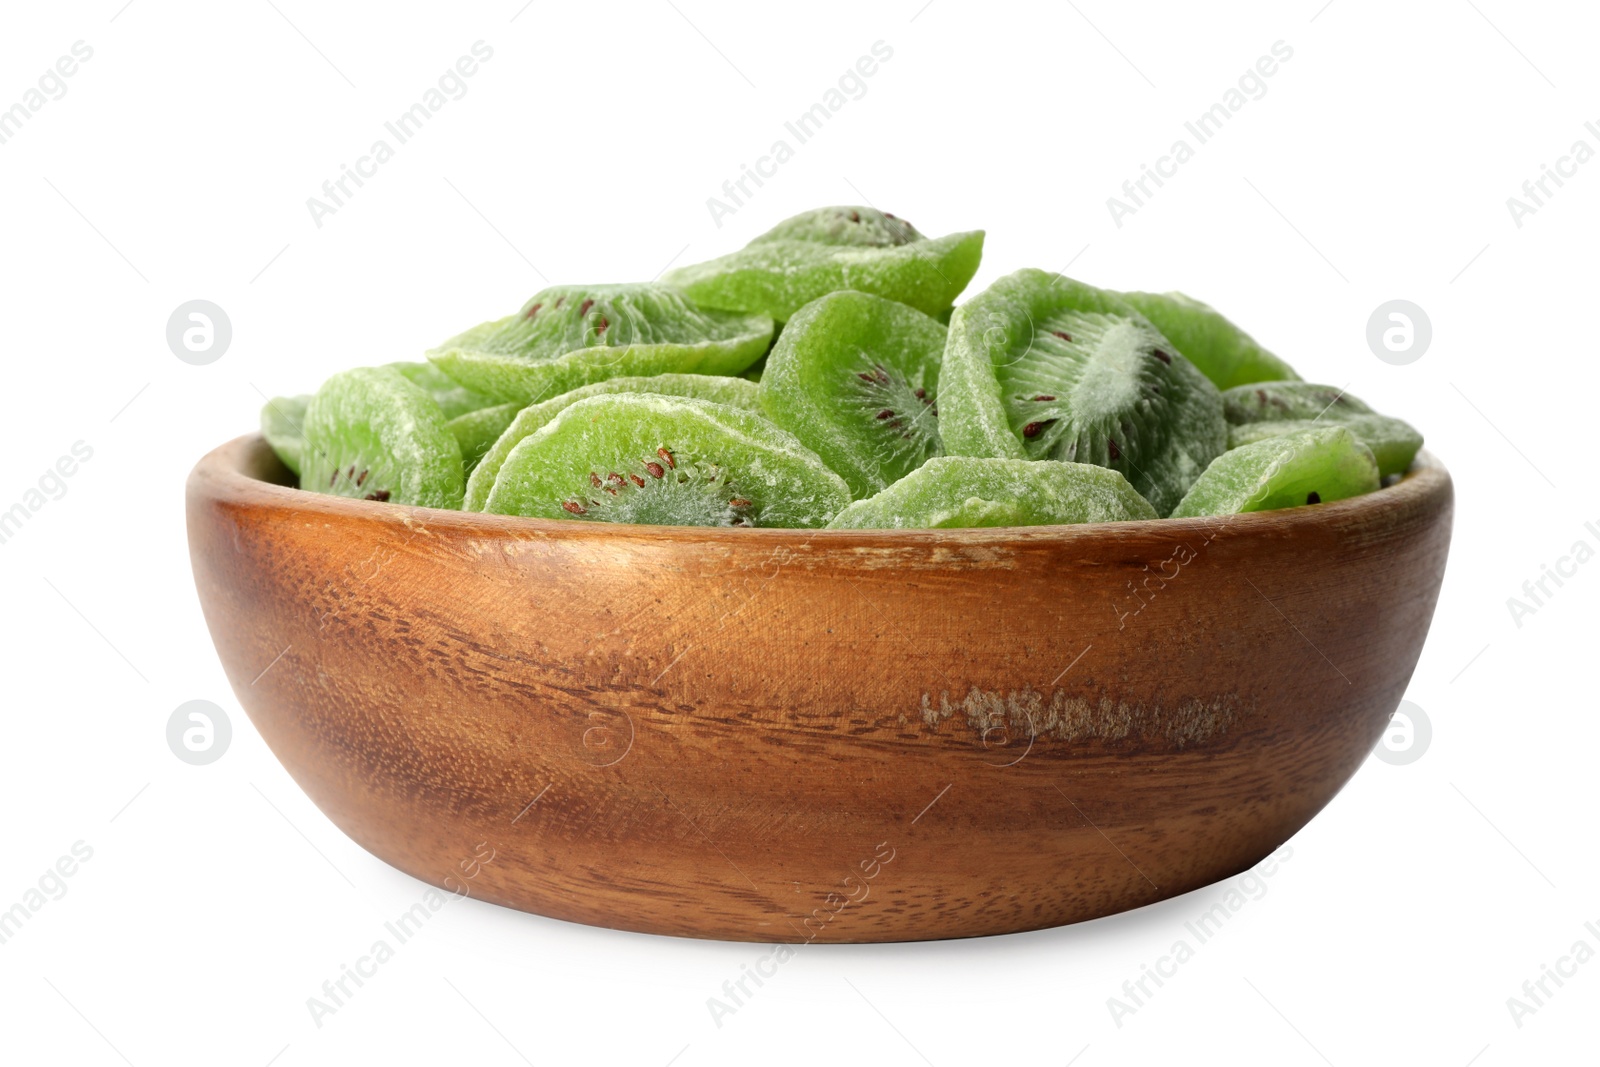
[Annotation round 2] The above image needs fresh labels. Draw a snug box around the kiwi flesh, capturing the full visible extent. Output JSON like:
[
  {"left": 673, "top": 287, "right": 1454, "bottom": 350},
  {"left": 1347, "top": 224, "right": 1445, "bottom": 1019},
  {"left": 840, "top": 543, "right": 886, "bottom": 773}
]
[
  {"left": 1118, "top": 291, "right": 1300, "bottom": 390},
  {"left": 939, "top": 269, "right": 1227, "bottom": 516},
  {"left": 1170, "top": 426, "right": 1379, "bottom": 517},
  {"left": 758, "top": 290, "right": 947, "bottom": 499},
  {"left": 739, "top": 355, "right": 767, "bottom": 382},
  {"left": 827, "top": 456, "right": 1158, "bottom": 529},
  {"left": 447, "top": 402, "right": 522, "bottom": 476},
  {"left": 1226, "top": 417, "right": 1418, "bottom": 479},
  {"left": 301, "top": 366, "right": 464, "bottom": 508},
  {"left": 464, "top": 374, "right": 759, "bottom": 511},
  {"left": 260, "top": 393, "right": 311, "bottom": 476},
  {"left": 388, "top": 360, "right": 497, "bottom": 419},
  {"left": 428, "top": 283, "right": 773, "bottom": 405},
  {"left": 484, "top": 393, "right": 849, "bottom": 528},
  {"left": 752, "top": 205, "right": 928, "bottom": 247},
  {"left": 1222, "top": 382, "right": 1422, "bottom": 477},
  {"left": 664, "top": 206, "right": 984, "bottom": 322},
  {"left": 1223, "top": 381, "right": 1371, "bottom": 422}
]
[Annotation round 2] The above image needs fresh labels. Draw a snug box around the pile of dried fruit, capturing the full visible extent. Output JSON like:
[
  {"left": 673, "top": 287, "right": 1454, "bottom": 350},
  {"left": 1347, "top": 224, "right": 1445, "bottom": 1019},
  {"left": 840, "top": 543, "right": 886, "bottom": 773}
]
[{"left": 262, "top": 206, "right": 1422, "bottom": 529}]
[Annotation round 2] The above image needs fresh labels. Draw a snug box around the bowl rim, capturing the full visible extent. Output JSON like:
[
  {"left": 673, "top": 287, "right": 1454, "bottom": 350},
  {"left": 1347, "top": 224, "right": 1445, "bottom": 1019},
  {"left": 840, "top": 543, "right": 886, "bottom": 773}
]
[{"left": 190, "top": 433, "right": 1452, "bottom": 547}]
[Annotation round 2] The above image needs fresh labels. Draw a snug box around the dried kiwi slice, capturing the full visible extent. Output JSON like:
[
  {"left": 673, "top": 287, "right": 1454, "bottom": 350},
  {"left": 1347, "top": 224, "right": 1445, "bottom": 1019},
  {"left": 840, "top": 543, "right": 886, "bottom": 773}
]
[
  {"left": 739, "top": 355, "right": 767, "bottom": 383},
  {"left": 389, "top": 360, "right": 497, "bottom": 419},
  {"left": 428, "top": 283, "right": 773, "bottom": 405},
  {"left": 827, "top": 457, "right": 1158, "bottom": 529},
  {"left": 664, "top": 206, "right": 984, "bottom": 322},
  {"left": 1227, "top": 417, "right": 1420, "bottom": 479},
  {"left": 300, "top": 366, "right": 464, "bottom": 508},
  {"left": 1118, "top": 291, "right": 1300, "bottom": 390},
  {"left": 484, "top": 394, "right": 849, "bottom": 528},
  {"left": 447, "top": 402, "right": 521, "bottom": 475},
  {"left": 260, "top": 393, "right": 311, "bottom": 476},
  {"left": 1222, "top": 381, "right": 1371, "bottom": 422},
  {"left": 759, "top": 291, "right": 946, "bottom": 499},
  {"left": 939, "top": 269, "right": 1227, "bottom": 517},
  {"left": 464, "top": 374, "right": 760, "bottom": 511},
  {"left": 754, "top": 206, "right": 928, "bottom": 246},
  {"left": 1169, "top": 426, "right": 1379, "bottom": 517},
  {"left": 1222, "top": 382, "right": 1422, "bottom": 477}
]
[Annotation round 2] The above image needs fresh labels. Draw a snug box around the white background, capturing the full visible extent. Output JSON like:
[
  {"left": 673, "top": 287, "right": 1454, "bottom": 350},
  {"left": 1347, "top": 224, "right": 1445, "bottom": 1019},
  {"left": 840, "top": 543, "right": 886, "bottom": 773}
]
[{"left": 1, "top": 1, "right": 1596, "bottom": 1063}]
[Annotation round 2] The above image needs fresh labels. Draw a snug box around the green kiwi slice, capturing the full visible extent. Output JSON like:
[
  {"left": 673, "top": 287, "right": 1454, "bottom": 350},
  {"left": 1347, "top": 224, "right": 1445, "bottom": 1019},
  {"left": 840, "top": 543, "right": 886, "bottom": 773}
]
[
  {"left": 1222, "top": 382, "right": 1422, "bottom": 477},
  {"left": 300, "top": 366, "right": 464, "bottom": 508},
  {"left": 484, "top": 393, "right": 848, "bottom": 528},
  {"left": 1222, "top": 381, "right": 1371, "bottom": 422},
  {"left": 664, "top": 206, "right": 984, "bottom": 322},
  {"left": 1118, "top": 291, "right": 1300, "bottom": 390},
  {"left": 427, "top": 283, "right": 773, "bottom": 405},
  {"left": 939, "top": 269, "right": 1227, "bottom": 517},
  {"left": 463, "top": 374, "right": 760, "bottom": 511},
  {"left": 759, "top": 291, "right": 947, "bottom": 499},
  {"left": 447, "top": 402, "right": 522, "bottom": 476},
  {"left": 739, "top": 355, "right": 767, "bottom": 383},
  {"left": 826, "top": 457, "right": 1158, "bottom": 529},
  {"left": 753, "top": 205, "right": 928, "bottom": 247},
  {"left": 260, "top": 393, "right": 311, "bottom": 476},
  {"left": 1227, "top": 417, "right": 1420, "bottom": 479},
  {"left": 1169, "top": 426, "right": 1379, "bottom": 517},
  {"left": 388, "top": 360, "right": 497, "bottom": 419}
]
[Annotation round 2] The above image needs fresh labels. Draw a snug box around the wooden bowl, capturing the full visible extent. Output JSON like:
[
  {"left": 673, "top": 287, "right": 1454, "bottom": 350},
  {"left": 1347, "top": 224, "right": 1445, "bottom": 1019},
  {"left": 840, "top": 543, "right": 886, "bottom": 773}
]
[{"left": 187, "top": 436, "right": 1452, "bottom": 943}]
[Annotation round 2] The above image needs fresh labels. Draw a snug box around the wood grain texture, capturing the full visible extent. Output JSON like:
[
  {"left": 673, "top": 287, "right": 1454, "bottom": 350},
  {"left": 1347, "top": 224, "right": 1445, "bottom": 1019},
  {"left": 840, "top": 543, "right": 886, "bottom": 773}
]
[{"left": 187, "top": 435, "right": 1453, "bottom": 942}]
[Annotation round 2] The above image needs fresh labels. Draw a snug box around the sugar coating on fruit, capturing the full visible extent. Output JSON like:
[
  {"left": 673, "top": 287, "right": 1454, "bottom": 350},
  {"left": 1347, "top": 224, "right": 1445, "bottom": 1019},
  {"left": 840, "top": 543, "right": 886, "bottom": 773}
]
[
  {"left": 301, "top": 366, "right": 464, "bottom": 508},
  {"left": 427, "top": 283, "right": 773, "bottom": 404},
  {"left": 464, "top": 374, "right": 760, "bottom": 511},
  {"left": 1119, "top": 290, "right": 1300, "bottom": 391},
  {"left": 484, "top": 393, "right": 848, "bottom": 528},
  {"left": 664, "top": 205, "right": 984, "bottom": 321},
  {"left": 827, "top": 456, "right": 1158, "bottom": 529},
  {"left": 939, "top": 270, "right": 1227, "bottom": 516},
  {"left": 1170, "top": 426, "right": 1379, "bottom": 517},
  {"left": 758, "top": 290, "right": 947, "bottom": 499}
]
